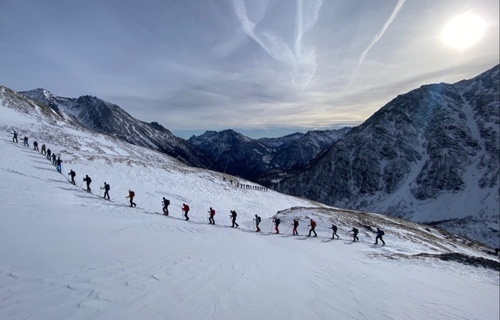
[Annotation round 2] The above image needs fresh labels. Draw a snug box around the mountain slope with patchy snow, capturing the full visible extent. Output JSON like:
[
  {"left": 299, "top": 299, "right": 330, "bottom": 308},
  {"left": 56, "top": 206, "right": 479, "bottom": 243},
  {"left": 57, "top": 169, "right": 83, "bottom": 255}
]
[{"left": 276, "top": 65, "right": 500, "bottom": 248}]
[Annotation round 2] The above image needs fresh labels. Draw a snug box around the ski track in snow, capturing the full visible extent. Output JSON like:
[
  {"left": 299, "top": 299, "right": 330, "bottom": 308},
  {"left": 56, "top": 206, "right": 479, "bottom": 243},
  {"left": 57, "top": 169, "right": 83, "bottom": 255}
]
[{"left": 0, "top": 109, "right": 499, "bottom": 319}]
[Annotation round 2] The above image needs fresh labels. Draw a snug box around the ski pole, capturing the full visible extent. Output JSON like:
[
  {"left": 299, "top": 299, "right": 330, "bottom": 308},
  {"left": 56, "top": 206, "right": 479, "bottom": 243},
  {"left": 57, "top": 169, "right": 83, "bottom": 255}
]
[{"left": 284, "top": 224, "right": 292, "bottom": 235}]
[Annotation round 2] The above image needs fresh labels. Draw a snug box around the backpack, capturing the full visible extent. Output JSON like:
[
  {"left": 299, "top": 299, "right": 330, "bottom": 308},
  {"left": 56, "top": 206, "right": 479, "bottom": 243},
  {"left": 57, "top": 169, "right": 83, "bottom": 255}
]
[
  {"left": 232, "top": 211, "right": 237, "bottom": 217},
  {"left": 130, "top": 191, "right": 135, "bottom": 197},
  {"left": 379, "top": 230, "right": 385, "bottom": 236},
  {"left": 165, "top": 199, "right": 170, "bottom": 206},
  {"left": 185, "top": 205, "right": 190, "bottom": 211},
  {"left": 353, "top": 228, "right": 358, "bottom": 233},
  {"left": 311, "top": 220, "right": 317, "bottom": 227},
  {"left": 332, "top": 225, "right": 337, "bottom": 231},
  {"left": 257, "top": 216, "right": 261, "bottom": 223},
  {"left": 275, "top": 218, "right": 281, "bottom": 225},
  {"left": 106, "top": 184, "right": 110, "bottom": 191}
]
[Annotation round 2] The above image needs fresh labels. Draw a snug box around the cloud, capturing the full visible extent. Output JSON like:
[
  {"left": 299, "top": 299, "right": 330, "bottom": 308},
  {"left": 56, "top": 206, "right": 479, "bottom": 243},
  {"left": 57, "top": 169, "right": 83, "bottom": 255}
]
[{"left": 233, "top": 0, "right": 323, "bottom": 89}]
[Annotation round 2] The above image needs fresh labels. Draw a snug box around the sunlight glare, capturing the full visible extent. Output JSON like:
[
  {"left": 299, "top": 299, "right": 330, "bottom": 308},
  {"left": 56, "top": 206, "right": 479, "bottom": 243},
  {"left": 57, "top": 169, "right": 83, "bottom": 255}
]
[{"left": 441, "top": 13, "right": 486, "bottom": 50}]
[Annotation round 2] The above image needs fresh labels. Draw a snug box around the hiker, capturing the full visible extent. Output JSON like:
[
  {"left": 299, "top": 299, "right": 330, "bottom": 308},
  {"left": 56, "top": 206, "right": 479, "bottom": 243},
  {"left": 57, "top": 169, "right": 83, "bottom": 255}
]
[
  {"left": 68, "top": 170, "right": 76, "bottom": 185},
  {"left": 254, "top": 214, "right": 261, "bottom": 232},
  {"left": 375, "top": 227, "right": 385, "bottom": 246},
  {"left": 55, "top": 156, "right": 62, "bottom": 173},
  {"left": 274, "top": 218, "right": 281, "bottom": 234},
  {"left": 182, "top": 203, "right": 190, "bottom": 221},
  {"left": 350, "top": 227, "right": 359, "bottom": 242},
  {"left": 101, "top": 182, "right": 110, "bottom": 200},
  {"left": 41, "top": 144, "right": 46, "bottom": 155},
  {"left": 51, "top": 153, "right": 57, "bottom": 166},
  {"left": 83, "top": 175, "right": 92, "bottom": 192},
  {"left": 292, "top": 219, "right": 299, "bottom": 235},
  {"left": 208, "top": 207, "right": 216, "bottom": 224},
  {"left": 46, "top": 148, "right": 51, "bottom": 160},
  {"left": 162, "top": 197, "right": 170, "bottom": 215},
  {"left": 23, "top": 136, "right": 29, "bottom": 147},
  {"left": 33, "top": 141, "right": 39, "bottom": 151},
  {"left": 330, "top": 224, "right": 340, "bottom": 239},
  {"left": 12, "top": 131, "right": 18, "bottom": 143},
  {"left": 308, "top": 219, "right": 317, "bottom": 237},
  {"left": 126, "top": 190, "right": 137, "bottom": 207},
  {"left": 230, "top": 210, "right": 239, "bottom": 228}
]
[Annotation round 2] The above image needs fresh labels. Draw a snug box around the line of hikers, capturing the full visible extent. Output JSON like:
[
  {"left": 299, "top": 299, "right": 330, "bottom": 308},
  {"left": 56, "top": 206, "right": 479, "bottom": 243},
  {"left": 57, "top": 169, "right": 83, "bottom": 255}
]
[
  {"left": 15, "top": 131, "right": 139, "bottom": 208},
  {"left": 17, "top": 130, "right": 386, "bottom": 245},
  {"left": 269, "top": 217, "right": 385, "bottom": 245},
  {"left": 16, "top": 131, "right": 64, "bottom": 173}
]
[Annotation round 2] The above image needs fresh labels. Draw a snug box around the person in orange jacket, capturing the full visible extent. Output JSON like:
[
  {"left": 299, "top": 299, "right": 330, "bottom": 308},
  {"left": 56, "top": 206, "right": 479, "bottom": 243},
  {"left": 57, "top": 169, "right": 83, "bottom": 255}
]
[{"left": 308, "top": 219, "right": 317, "bottom": 237}]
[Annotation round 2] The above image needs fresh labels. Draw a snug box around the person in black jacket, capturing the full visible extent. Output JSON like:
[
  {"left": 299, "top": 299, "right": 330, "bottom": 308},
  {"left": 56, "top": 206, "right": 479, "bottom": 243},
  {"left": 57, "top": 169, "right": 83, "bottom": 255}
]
[
  {"left": 162, "top": 197, "right": 170, "bottom": 215},
  {"left": 101, "top": 182, "right": 110, "bottom": 200},
  {"left": 350, "top": 227, "right": 359, "bottom": 242},
  {"left": 330, "top": 224, "right": 340, "bottom": 239},
  {"left": 230, "top": 210, "right": 239, "bottom": 228},
  {"left": 83, "top": 175, "right": 92, "bottom": 192},
  {"left": 374, "top": 228, "right": 385, "bottom": 246},
  {"left": 254, "top": 214, "right": 261, "bottom": 232},
  {"left": 56, "top": 156, "right": 62, "bottom": 173},
  {"left": 68, "top": 170, "right": 76, "bottom": 185}
]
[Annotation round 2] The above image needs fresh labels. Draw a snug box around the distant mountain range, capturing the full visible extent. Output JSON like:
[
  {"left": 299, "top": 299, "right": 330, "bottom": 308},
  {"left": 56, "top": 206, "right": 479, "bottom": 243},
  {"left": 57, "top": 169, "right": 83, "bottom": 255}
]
[
  {"left": 188, "top": 128, "right": 350, "bottom": 183},
  {"left": 275, "top": 65, "right": 499, "bottom": 248},
  {"left": 20, "top": 89, "right": 348, "bottom": 182}
]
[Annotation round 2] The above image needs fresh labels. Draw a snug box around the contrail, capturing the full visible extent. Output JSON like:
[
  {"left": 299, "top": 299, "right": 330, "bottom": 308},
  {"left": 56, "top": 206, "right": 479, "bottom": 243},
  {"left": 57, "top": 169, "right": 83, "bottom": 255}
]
[
  {"left": 233, "top": 0, "right": 323, "bottom": 89},
  {"left": 358, "top": 0, "right": 406, "bottom": 66},
  {"left": 347, "top": 0, "right": 406, "bottom": 89},
  {"left": 233, "top": 0, "right": 293, "bottom": 63},
  {"left": 294, "top": 0, "right": 323, "bottom": 88}
]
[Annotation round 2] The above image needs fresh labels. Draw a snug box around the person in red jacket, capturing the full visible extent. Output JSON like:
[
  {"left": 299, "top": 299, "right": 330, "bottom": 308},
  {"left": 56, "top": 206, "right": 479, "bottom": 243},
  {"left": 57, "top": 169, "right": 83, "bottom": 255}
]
[
  {"left": 182, "top": 203, "right": 190, "bottom": 221},
  {"left": 292, "top": 219, "right": 299, "bottom": 235},
  {"left": 208, "top": 207, "right": 215, "bottom": 225},
  {"left": 308, "top": 219, "right": 317, "bottom": 237}
]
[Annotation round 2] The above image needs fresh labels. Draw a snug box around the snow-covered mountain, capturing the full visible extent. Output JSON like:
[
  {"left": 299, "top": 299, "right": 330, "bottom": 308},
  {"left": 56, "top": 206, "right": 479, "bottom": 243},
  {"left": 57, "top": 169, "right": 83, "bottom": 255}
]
[
  {"left": 276, "top": 65, "right": 500, "bottom": 248},
  {"left": 20, "top": 88, "right": 210, "bottom": 168},
  {"left": 188, "top": 128, "right": 350, "bottom": 182},
  {"left": 1, "top": 83, "right": 499, "bottom": 320}
]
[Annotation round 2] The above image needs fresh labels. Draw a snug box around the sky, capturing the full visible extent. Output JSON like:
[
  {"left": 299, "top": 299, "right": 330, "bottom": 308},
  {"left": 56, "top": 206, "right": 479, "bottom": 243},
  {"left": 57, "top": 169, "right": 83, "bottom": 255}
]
[{"left": 0, "top": 0, "right": 499, "bottom": 138}]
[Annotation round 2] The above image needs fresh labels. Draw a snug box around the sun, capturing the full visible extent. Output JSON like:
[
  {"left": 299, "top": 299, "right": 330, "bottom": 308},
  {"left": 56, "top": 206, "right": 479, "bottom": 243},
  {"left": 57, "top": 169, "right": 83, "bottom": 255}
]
[{"left": 441, "top": 12, "right": 487, "bottom": 50}]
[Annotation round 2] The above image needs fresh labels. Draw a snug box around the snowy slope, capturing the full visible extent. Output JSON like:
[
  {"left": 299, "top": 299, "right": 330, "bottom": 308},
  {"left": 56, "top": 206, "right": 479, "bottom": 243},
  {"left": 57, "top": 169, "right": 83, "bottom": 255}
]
[{"left": 1, "top": 84, "right": 499, "bottom": 320}]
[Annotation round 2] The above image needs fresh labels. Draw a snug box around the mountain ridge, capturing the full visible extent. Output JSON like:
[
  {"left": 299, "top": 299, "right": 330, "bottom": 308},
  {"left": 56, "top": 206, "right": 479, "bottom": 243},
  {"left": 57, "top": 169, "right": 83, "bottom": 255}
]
[{"left": 275, "top": 64, "right": 500, "bottom": 248}]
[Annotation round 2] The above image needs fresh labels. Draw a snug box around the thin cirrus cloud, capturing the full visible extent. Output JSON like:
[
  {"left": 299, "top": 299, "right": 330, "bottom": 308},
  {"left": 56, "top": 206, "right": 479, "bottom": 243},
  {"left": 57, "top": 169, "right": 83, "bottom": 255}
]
[{"left": 0, "top": 0, "right": 498, "bottom": 138}]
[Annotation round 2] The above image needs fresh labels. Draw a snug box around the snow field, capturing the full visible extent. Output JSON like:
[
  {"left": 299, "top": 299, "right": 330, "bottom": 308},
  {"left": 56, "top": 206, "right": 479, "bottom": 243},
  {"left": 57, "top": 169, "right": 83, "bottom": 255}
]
[{"left": 1, "top": 134, "right": 499, "bottom": 320}]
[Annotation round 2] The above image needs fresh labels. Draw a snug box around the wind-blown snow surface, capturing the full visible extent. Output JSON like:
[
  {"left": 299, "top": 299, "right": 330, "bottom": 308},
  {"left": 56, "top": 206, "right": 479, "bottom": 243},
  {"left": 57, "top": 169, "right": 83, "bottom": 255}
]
[{"left": 0, "top": 93, "right": 499, "bottom": 319}]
